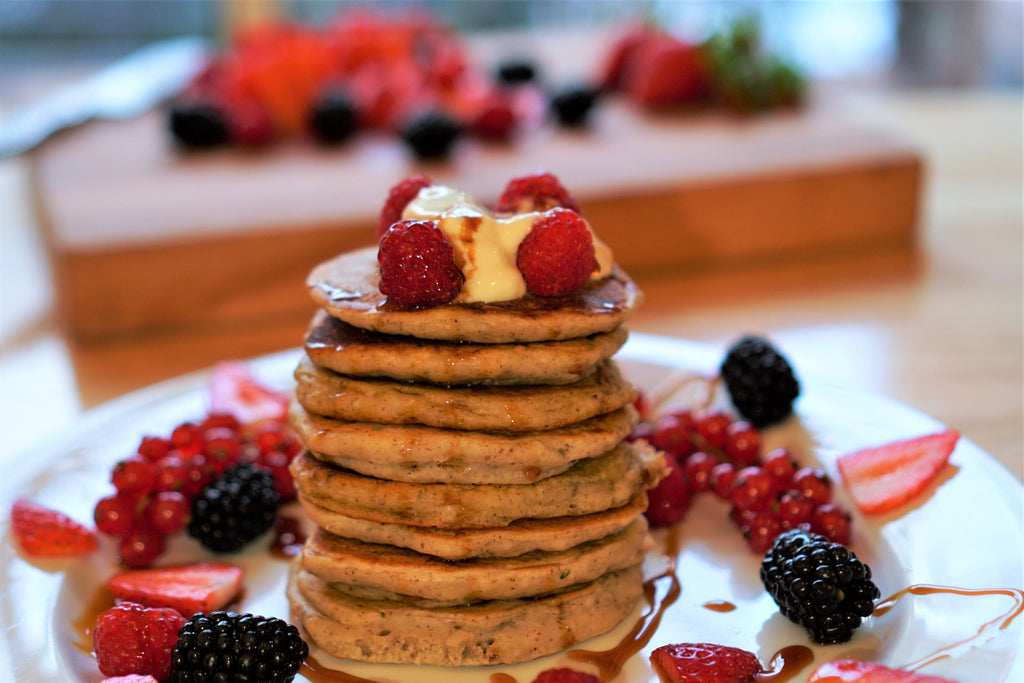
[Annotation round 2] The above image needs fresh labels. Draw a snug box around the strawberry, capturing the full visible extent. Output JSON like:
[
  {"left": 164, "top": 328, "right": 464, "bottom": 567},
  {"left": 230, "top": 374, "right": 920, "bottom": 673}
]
[
  {"left": 107, "top": 562, "right": 243, "bottom": 617},
  {"left": 10, "top": 498, "right": 97, "bottom": 558},
  {"left": 208, "top": 362, "right": 289, "bottom": 426},
  {"left": 808, "top": 659, "right": 957, "bottom": 683},
  {"left": 378, "top": 219, "right": 464, "bottom": 309},
  {"left": 837, "top": 430, "right": 960, "bottom": 514},
  {"left": 94, "top": 602, "right": 185, "bottom": 680},
  {"left": 626, "top": 33, "right": 709, "bottom": 107},
  {"left": 650, "top": 642, "right": 761, "bottom": 683},
  {"left": 599, "top": 23, "right": 652, "bottom": 91},
  {"left": 101, "top": 676, "right": 160, "bottom": 683},
  {"left": 516, "top": 208, "right": 598, "bottom": 297},
  {"left": 378, "top": 174, "right": 432, "bottom": 238}
]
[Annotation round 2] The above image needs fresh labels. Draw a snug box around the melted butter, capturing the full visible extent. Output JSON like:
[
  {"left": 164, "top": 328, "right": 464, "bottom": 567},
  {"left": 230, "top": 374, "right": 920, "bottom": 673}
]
[{"left": 402, "top": 185, "right": 612, "bottom": 304}]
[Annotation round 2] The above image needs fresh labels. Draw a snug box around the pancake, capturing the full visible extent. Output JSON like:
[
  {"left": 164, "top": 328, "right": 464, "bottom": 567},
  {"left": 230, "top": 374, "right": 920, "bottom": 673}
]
[
  {"left": 288, "top": 562, "right": 644, "bottom": 666},
  {"left": 289, "top": 401, "right": 638, "bottom": 485},
  {"left": 290, "top": 442, "right": 661, "bottom": 529},
  {"left": 294, "top": 356, "right": 636, "bottom": 432},
  {"left": 299, "top": 518, "right": 646, "bottom": 602},
  {"left": 299, "top": 493, "right": 648, "bottom": 560},
  {"left": 305, "top": 310, "right": 629, "bottom": 386},
  {"left": 306, "top": 246, "right": 642, "bottom": 343}
]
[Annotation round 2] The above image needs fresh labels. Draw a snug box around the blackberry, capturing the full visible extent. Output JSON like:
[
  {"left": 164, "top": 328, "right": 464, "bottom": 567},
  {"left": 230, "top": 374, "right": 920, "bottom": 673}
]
[
  {"left": 168, "top": 100, "right": 230, "bottom": 149},
  {"left": 187, "top": 462, "right": 280, "bottom": 553},
  {"left": 400, "top": 110, "right": 463, "bottom": 160},
  {"left": 495, "top": 59, "right": 538, "bottom": 85},
  {"left": 720, "top": 335, "right": 800, "bottom": 427},
  {"left": 168, "top": 611, "right": 308, "bottom": 683},
  {"left": 309, "top": 89, "right": 359, "bottom": 145},
  {"left": 550, "top": 85, "right": 600, "bottom": 127},
  {"left": 760, "top": 528, "right": 880, "bottom": 644}
]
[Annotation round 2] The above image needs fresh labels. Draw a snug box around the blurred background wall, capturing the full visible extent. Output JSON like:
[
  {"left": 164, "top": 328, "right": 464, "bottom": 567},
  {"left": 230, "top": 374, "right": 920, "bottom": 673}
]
[{"left": 1, "top": 1, "right": 1021, "bottom": 108}]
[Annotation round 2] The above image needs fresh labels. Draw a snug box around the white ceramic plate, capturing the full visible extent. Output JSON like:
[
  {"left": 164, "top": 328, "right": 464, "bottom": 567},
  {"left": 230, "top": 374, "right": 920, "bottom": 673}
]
[{"left": 1, "top": 334, "right": 1021, "bottom": 682}]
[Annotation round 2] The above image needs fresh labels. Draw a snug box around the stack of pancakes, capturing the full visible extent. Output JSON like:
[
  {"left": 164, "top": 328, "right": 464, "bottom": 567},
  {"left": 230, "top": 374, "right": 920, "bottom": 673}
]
[{"left": 287, "top": 245, "right": 663, "bottom": 666}]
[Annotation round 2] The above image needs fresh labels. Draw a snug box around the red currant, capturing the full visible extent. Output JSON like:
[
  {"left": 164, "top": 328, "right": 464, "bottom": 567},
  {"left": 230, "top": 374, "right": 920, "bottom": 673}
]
[
  {"left": 649, "top": 414, "right": 695, "bottom": 458},
  {"left": 153, "top": 456, "right": 188, "bottom": 493},
  {"left": 625, "top": 421, "right": 654, "bottom": 443},
  {"left": 94, "top": 493, "right": 137, "bottom": 537},
  {"left": 724, "top": 421, "right": 761, "bottom": 466},
  {"left": 644, "top": 454, "right": 691, "bottom": 528},
  {"left": 683, "top": 452, "right": 717, "bottom": 494},
  {"left": 170, "top": 422, "right": 203, "bottom": 457},
  {"left": 745, "top": 510, "right": 784, "bottom": 554},
  {"left": 709, "top": 462, "right": 737, "bottom": 500},
  {"left": 260, "top": 451, "right": 297, "bottom": 501},
  {"left": 137, "top": 436, "right": 171, "bottom": 463},
  {"left": 119, "top": 522, "right": 166, "bottom": 568},
  {"left": 762, "top": 448, "right": 798, "bottom": 488},
  {"left": 729, "top": 505, "right": 759, "bottom": 531},
  {"left": 111, "top": 456, "right": 156, "bottom": 497},
  {"left": 203, "top": 427, "right": 241, "bottom": 473},
  {"left": 778, "top": 491, "right": 815, "bottom": 529},
  {"left": 183, "top": 454, "right": 212, "bottom": 498},
  {"left": 146, "top": 491, "right": 190, "bottom": 535},
  {"left": 811, "top": 503, "right": 852, "bottom": 545},
  {"left": 792, "top": 467, "right": 833, "bottom": 506},
  {"left": 199, "top": 412, "right": 241, "bottom": 433},
  {"left": 256, "top": 426, "right": 285, "bottom": 455},
  {"left": 694, "top": 409, "right": 731, "bottom": 451},
  {"left": 730, "top": 466, "right": 776, "bottom": 512}
]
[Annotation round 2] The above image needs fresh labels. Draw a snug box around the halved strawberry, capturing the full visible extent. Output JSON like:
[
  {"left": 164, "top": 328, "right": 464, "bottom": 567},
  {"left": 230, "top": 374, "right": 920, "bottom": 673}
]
[
  {"left": 107, "top": 562, "right": 243, "bottom": 616},
  {"left": 808, "top": 659, "right": 957, "bottom": 682},
  {"left": 101, "top": 674, "right": 160, "bottom": 683},
  {"left": 837, "top": 430, "right": 960, "bottom": 515},
  {"left": 650, "top": 642, "right": 761, "bottom": 683},
  {"left": 208, "top": 362, "right": 289, "bottom": 426},
  {"left": 10, "top": 498, "right": 98, "bottom": 558}
]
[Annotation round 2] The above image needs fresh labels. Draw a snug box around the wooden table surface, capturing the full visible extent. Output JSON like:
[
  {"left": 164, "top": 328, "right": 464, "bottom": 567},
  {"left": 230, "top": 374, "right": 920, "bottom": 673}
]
[{"left": 0, "top": 89, "right": 1020, "bottom": 483}]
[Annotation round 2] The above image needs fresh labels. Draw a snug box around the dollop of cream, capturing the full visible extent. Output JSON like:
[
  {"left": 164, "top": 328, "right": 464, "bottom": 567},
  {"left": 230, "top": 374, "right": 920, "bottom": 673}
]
[{"left": 402, "top": 185, "right": 613, "bottom": 303}]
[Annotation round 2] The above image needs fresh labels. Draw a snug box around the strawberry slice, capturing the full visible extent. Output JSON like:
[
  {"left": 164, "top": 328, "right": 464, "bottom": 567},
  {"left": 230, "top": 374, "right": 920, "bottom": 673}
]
[
  {"left": 650, "top": 642, "right": 761, "bottom": 683},
  {"left": 10, "top": 498, "right": 98, "bottom": 558},
  {"left": 837, "top": 430, "right": 960, "bottom": 514},
  {"left": 208, "top": 362, "right": 289, "bottom": 426},
  {"left": 101, "top": 676, "right": 159, "bottom": 683},
  {"left": 107, "top": 562, "right": 243, "bottom": 616},
  {"left": 808, "top": 659, "right": 957, "bottom": 682}
]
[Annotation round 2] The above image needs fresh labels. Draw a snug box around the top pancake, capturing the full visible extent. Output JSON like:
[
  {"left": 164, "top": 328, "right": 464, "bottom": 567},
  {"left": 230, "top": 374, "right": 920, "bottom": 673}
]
[{"left": 307, "top": 246, "right": 642, "bottom": 343}]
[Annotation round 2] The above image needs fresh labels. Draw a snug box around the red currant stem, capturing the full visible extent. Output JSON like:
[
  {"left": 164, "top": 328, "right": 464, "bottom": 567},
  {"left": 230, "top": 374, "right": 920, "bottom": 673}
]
[{"left": 645, "top": 371, "right": 718, "bottom": 417}]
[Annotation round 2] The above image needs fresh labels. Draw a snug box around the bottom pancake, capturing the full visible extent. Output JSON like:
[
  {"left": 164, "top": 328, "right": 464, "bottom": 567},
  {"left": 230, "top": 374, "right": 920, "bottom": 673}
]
[{"left": 288, "top": 562, "right": 643, "bottom": 666}]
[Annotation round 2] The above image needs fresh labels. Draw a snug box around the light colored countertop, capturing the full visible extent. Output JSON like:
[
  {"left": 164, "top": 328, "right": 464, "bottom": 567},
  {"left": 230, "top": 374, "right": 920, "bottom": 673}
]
[{"left": 0, "top": 89, "right": 1021, "bottom": 485}]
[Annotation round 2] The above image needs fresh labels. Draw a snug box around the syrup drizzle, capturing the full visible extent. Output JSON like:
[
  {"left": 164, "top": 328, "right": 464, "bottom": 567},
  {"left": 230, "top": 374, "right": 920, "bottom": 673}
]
[
  {"left": 489, "top": 673, "right": 518, "bottom": 683},
  {"left": 301, "top": 656, "right": 378, "bottom": 683},
  {"left": 754, "top": 645, "right": 815, "bottom": 682},
  {"left": 270, "top": 515, "right": 307, "bottom": 560},
  {"left": 702, "top": 599, "right": 737, "bottom": 613},
  {"left": 566, "top": 559, "right": 681, "bottom": 681},
  {"left": 70, "top": 585, "right": 114, "bottom": 657},
  {"left": 873, "top": 584, "right": 1024, "bottom": 671}
]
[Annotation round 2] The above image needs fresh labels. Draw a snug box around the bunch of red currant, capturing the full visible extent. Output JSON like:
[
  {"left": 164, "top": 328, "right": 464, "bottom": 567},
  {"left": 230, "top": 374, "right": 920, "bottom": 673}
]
[
  {"left": 93, "top": 413, "right": 301, "bottom": 567},
  {"left": 632, "top": 398, "right": 853, "bottom": 554}
]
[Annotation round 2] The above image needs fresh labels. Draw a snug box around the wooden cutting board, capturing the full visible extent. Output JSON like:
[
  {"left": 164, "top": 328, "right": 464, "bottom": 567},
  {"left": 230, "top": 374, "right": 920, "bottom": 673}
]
[{"left": 31, "top": 95, "right": 921, "bottom": 340}]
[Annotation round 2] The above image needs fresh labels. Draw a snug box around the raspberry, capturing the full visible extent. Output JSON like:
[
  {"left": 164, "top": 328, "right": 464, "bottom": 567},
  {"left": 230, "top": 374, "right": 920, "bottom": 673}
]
[
  {"left": 644, "top": 453, "right": 691, "bottom": 528},
  {"left": 650, "top": 642, "right": 761, "bottom": 683},
  {"left": 496, "top": 171, "right": 581, "bottom": 214},
  {"left": 93, "top": 602, "right": 186, "bottom": 680},
  {"left": 516, "top": 208, "right": 597, "bottom": 296},
  {"left": 378, "top": 219, "right": 464, "bottom": 309},
  {"left": 532, "top": 668, "right": 602, "bottom": 683},
  {"left": 378, "top": 174, "right": 432, "bottom": 238}
]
